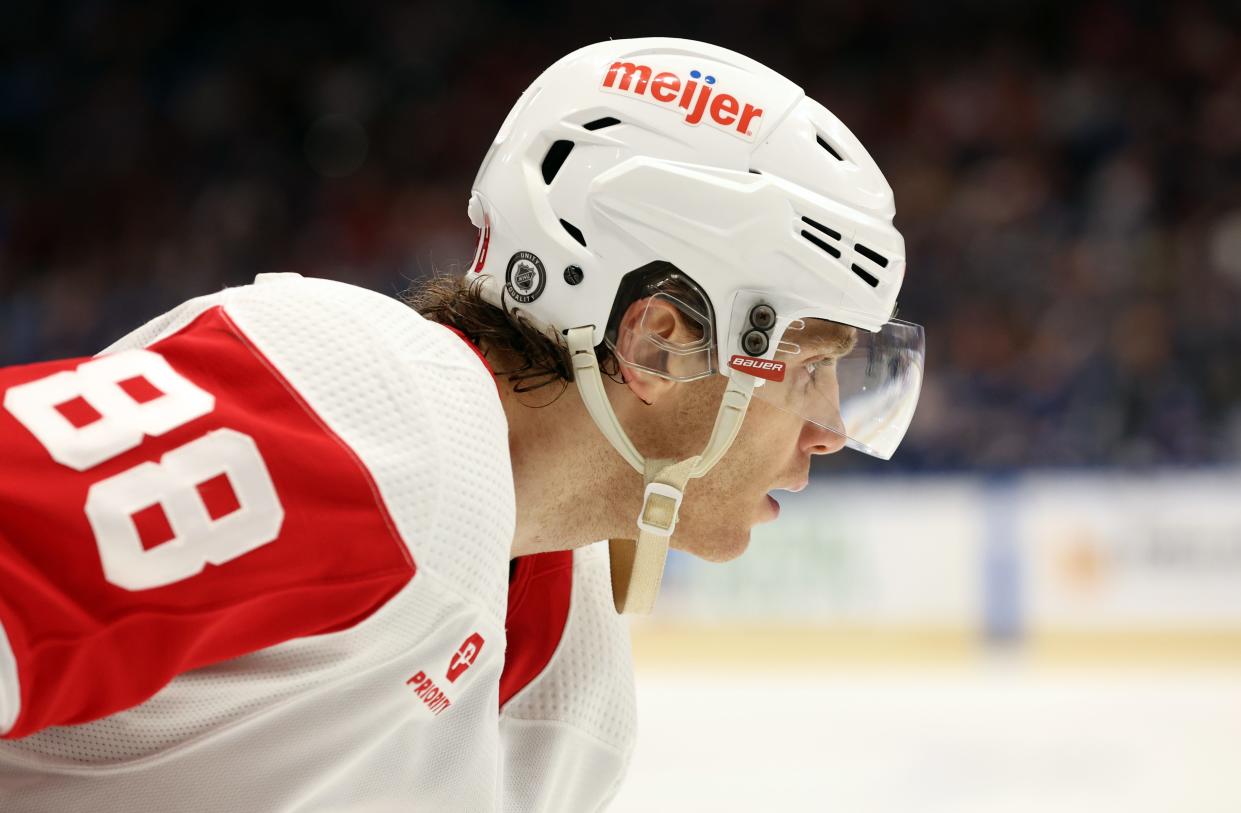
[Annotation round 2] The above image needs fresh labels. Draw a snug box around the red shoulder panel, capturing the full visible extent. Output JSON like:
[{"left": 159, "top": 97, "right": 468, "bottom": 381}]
[
  {"left": 499, "top": 550, "right": 573, "bottom": 709},
  {"left": 0, "top": 307, "right": 414, "bottom": 738}
]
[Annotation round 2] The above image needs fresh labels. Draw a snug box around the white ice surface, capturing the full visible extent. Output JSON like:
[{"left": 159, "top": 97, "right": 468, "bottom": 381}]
[{"left": 611, "top": 664, "right": 1241, "bottom": 813}]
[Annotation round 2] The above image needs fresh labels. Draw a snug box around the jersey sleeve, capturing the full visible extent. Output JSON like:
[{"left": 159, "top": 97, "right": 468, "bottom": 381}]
[{"left": 0, "top": 305, "right": 416, "bottom": 739}]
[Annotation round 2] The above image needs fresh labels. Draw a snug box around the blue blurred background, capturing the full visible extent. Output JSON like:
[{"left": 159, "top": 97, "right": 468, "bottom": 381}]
[
  {"left": 3, "top": 3, "right": 1240, "bottom": 810},
  {"left": 2, "top": 0, "right": 1239, "bottom": 472}
]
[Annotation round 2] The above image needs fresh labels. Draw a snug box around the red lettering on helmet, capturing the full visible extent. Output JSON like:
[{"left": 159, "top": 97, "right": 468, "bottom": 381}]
[
  {"left": 603, "top": 62, "right": 653, "bottom": 94},
  {"left": 737, "top": 103, "right": 763, "bottom": 137},
  {"left": 601, "top": 61, "right": 764, "bottom": 139},
  {"left": 650, "top": 72, "right": 680, "bottom": 102},
  {"left": 710, "top": 93, "right": 740, "bottom": 125},
  {"left": 729, "top": 355, "right": 786, "bottom": 382},
  {"left": 470, "top": 219, "right": 491, "bottom": 274}
]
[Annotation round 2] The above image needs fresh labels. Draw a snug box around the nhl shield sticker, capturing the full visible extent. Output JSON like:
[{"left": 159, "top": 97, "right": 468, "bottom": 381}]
[{"left": 505, "top": 251, "right": 546, "bottom": 304}]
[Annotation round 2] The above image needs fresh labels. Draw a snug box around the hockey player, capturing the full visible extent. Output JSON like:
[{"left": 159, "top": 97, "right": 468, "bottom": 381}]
[{"left": 0, "top": 38, "right": 923, "bottom": 811}]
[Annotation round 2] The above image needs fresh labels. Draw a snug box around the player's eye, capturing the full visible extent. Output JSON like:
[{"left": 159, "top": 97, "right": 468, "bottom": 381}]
[{"left": 803, "top": 356, "right": 836, "bottom": 385}]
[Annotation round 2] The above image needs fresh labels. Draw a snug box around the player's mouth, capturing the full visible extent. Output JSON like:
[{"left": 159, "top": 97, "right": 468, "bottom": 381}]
[
  {"left": 762, "top": 479, "right": 807, "bottom": 521},
  {"left": 763, "top": 493, "right": 780, "bottom": 520}
]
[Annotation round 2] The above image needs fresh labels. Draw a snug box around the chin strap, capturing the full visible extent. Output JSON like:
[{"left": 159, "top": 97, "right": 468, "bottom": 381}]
[{"left": 566, "top": 326, "right": 754, "bottom": 614}]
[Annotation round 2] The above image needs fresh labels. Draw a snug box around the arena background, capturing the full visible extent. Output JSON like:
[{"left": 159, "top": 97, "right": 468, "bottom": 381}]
[{"left": 2, "top": 1, "right": 1240, "bottom": 810}]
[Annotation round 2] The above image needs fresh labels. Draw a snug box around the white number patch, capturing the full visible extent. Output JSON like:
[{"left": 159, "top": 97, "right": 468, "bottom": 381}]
[
  {"left": 3, "top": 350, "right": 215, "bottom": 472},
  {"left": 4, "top": 350, "right": 284, "bottom": 591},
  {"left": 87, "top": 429, "right": 284, "bottom": 590}
]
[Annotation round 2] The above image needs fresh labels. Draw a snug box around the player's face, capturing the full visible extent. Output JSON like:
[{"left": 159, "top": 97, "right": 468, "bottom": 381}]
[
  {"left": 674, "top": 386, "right": 845, "bottom": 562},
  {"left": 623, "top": 339, "right": 849, "bottom": 563}
]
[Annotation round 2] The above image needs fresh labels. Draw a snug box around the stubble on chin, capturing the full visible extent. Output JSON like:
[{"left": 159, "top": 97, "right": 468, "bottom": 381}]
[{"left": 673, "top": 520, "right": 752, "bottom": 564}]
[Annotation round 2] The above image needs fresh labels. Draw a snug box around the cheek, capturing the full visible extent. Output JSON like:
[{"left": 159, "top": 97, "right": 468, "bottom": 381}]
[
  {"left": 697, "top": 401, "right": 800, "bottom": 495},
  {"left": 671, "top": 402, "right": 800, "bottom": 561},
  {"left": 736, "top": 399, "right": 804, "bottom": 459},
  {"left": 642, "top": 381, "right": 800, "bottom": 484},
  {"left": 634, "top": 377, "right": 732, "bottom": 460}
]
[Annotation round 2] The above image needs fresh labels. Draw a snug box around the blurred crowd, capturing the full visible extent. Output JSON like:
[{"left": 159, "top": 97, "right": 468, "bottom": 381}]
[{"left": 1, "top": 0, "right": 1239, "bottom": 470}]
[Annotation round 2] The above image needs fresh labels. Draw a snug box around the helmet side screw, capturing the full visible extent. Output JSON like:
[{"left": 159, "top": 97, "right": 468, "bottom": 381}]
[
  {"left": 564, "top": 265, "right": 584, "bottom": 285},
  {"left": 748, "top": 304, "right": 776, "bottom": 330},
  {"left": 742, "top": 329, "right": 769, "bottom": 356}
]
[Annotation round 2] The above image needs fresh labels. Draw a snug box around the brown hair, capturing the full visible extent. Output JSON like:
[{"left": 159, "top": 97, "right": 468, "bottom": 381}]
[{"left": 404, "top": 273, "right": 590, "bottom": 395}]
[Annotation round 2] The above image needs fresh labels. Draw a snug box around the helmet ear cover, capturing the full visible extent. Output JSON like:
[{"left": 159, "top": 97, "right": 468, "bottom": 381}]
[{"left": 603, "top": 262, "right": 718, "bottom": 383}]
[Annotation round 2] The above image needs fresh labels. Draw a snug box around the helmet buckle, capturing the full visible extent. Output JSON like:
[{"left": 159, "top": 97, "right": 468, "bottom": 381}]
[{"left": 636, "top": 482, "right": 684, "bottom": 537}]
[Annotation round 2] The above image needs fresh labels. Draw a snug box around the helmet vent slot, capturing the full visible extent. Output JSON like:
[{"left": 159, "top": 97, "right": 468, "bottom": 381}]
[
  {"left": 850, "top": 264, "right": 879, "bottom": 287},
  {"left": 541, "top": 140, "right": 575, "bottom": 184},
  {"left": 800, "top": 229, "right": 841, "bottom": 259},
  {"left": 582, "top": 116, "right": 621, "bottom": 131},
  {"left": 816, "top": 133, "right": 845, "bottom": 161},
  {"left": 560, "top": 219, "right": 587, "bottom": 247},
  {"left": 800, "top": 215, "right": 841, "bottom": 241},
  {"left": 854, "top": 243, "right": 889, "bottom": 268}
]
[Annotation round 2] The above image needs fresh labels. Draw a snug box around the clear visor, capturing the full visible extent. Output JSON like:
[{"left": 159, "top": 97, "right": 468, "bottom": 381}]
[
  {"left": 606, "top": 284, "right": 924, "bottom": 460},
  {"left": 741, "top": 317, "right": 925, "bottom": 460}
]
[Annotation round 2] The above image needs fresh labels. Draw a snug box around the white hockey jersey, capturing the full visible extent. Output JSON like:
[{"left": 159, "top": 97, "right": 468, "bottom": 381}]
[{"left": 0, "top": 274, "right": 636, "bottom": 812}]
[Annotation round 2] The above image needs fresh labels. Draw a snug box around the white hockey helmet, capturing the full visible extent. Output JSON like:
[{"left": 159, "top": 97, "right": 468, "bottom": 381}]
[{"left": 468, "top": 37, "right": 924, "bottom": 612}]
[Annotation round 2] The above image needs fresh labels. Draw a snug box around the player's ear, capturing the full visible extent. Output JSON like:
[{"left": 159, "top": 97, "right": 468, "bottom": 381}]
[{"left": 612, "top": 296, "right": 687, "bottom": 406}]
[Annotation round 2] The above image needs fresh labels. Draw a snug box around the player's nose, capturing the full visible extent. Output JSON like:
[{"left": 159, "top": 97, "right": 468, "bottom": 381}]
[{"left": 800, "top": 419, "right": 847, "bottom": 455}]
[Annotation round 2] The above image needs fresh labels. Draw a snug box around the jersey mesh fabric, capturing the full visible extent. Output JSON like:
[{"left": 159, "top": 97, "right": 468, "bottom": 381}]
[
  {"left": 0, "top": 275, "right": 516, "bottom": 811},
  {"left": 500, "top": 542, "right": 637, "bottom": 811},
  {"left": 0, "top": 588, "right": 507, "bottom": 811},
  {"left": 0, "top": 575, "right": 489, "bottom": 766},
  {"left": 502, "top": 542, "right": 636, "bottom": 745},
  {"left": 217, "top": 275, "right": 515, "bottom": 623},
  {"left": 101, "top": 273, "right": 515, "bottom": 623}
]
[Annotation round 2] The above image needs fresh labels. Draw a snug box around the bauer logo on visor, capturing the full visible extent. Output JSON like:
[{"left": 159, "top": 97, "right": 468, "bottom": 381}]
[{"left": 600, "top": 61, "right": 764, "bottom": 139}]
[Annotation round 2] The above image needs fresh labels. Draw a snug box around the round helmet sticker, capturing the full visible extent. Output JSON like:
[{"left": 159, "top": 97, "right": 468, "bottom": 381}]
[{"left": 505, "top": 251, "right": 546, "bottom": 304}]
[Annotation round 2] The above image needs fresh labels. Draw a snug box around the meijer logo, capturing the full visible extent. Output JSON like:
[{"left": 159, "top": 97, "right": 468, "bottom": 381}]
[
  {"left": 601, "top": 62, "right": 764, "bottom": 139},
  {"left": 729, "top": 354, "right": 786, "bottom": 382}
]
